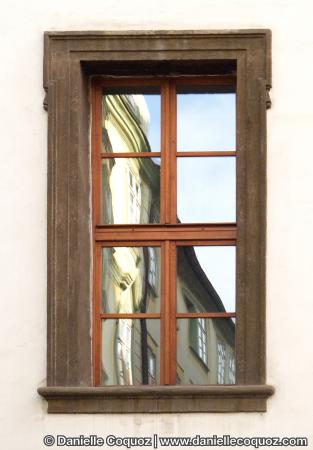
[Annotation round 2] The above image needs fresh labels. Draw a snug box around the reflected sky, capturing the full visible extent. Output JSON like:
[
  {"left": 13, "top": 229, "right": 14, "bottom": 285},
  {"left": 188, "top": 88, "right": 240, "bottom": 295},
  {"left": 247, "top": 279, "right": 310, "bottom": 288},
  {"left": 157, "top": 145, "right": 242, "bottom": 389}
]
[
  {"left": 177, "top": 93, "right": 236, "bottom": 151},
  {"left": 177, "top": 157, "right": 236, "bottom": 223},
  {"left": 194, "top": 246, "right": 235, "bottom": 312},
  {"left": 144, "top": 94, "right": 160, "bottom": 151}
]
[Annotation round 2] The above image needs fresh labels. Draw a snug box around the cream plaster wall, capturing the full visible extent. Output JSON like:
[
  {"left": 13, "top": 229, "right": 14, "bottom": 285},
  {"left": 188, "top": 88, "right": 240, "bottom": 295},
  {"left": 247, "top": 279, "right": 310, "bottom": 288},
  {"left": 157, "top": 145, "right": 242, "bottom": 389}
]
[{"left": 0, "top": 0, "right": 313, "bottom": 449}]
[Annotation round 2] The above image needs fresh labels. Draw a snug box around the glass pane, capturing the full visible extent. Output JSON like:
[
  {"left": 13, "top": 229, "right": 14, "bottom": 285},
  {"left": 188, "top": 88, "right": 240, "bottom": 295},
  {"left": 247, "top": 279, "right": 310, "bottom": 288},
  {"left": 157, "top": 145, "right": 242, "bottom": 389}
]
[
  {"left": 101, "top": 319, "right": 160, "bottom": 385},
  {"left": 177, "top": 246, "right": 235, "bottom": 313},
  {"left": 102, "top": 247, "right": 160, "bottom": 313},
  {"left": 177, "top": 90, "right": 236, "bottom": 151},
  {"left": 102, "top": 157, "right": 160, "bottom": 224},
  {"left": 176, "top": 318, "right": 235, "bottom": 385},
  {"left": 177, "top": 157, "right": 236, "bottom": 223},
  {"left": 102, "top": 87, "right": 160, "bottom": 153}
]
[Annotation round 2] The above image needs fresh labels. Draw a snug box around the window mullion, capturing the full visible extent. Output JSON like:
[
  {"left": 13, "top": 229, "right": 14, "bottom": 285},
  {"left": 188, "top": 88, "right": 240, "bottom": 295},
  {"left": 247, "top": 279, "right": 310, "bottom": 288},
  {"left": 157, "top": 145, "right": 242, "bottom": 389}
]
[
  {"left": 161, "top": 80, "right": 170, "bottom": 224},
  {"left": 160, "top": 241, "right": 168, "bottom": 384},
  {"left": 168, "top": 240, "right": 177, "bottom": 384},
  {"left": 161, "top": 240, "right": 177, "bottom": 385},
  {"left": 169, "top": 80, "right": 177, "bottom": 224}
]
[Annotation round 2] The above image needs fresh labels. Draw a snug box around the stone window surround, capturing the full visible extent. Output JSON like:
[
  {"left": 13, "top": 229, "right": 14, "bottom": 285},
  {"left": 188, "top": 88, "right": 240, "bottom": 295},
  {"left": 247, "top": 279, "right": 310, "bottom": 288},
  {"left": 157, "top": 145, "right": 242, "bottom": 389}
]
[{"left": 38, "top": 30, "right": 274, "bottom": 413}]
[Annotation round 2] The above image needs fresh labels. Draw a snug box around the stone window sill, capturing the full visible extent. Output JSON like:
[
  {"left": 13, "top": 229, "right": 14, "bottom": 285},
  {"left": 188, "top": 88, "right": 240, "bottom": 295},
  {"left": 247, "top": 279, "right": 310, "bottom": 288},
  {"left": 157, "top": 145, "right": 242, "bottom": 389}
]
[{"left": 38, "top": 384, "right": 274, "bottom": 413}]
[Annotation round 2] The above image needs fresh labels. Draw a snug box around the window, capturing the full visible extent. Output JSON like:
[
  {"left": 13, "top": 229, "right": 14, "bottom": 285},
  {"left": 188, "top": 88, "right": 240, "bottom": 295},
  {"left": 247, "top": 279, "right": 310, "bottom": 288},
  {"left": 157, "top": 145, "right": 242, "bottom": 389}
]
[
  {"left": 93, "top": 78, "right": 237, "bottom": 387},
  {"left": 38, "top": 30, "right": 274, "bottom": 413}
]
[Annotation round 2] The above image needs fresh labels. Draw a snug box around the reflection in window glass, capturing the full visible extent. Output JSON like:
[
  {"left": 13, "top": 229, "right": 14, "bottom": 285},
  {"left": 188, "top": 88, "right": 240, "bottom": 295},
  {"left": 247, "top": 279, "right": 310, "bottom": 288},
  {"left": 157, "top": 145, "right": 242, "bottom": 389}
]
[
  {"left": 177, "top": 157, "right": 236, "bottom": 223},
  {"left": 147, "top": 347, "right": 157, "bottom": 385},
  {"left": 217, "top": 341, "right": 226, "bottom": 384},
  {"left": 177, "top": 319, "right": 235, "bottom": 384},
  {"left": 102, "top": 247, "right": 160, "bottom": 314},
  {"left": 128, "top": 170, "right": 141, "bottom": 223},
  {"left": 177, "top": 92, "right": 236, "bottom": 151},
  {"left": 196, "top": 318, "right": 208, "bottom": 365},
  {"left": 102, "top": 88, "right": 160, "bottom": 153},
  {"left": 228, "top": 355, "right": 236, "bottom": 385},
  {"left": 102, "top": 158, "right": 160, "bottom": 224},
  {"left": 101, "top": 319, "right": 160, "bottom": 385},
  {"left": 177, "top": 246, "right": 236, "bottom": 313},
  {"left": 147, "top": 247, "right": 157, "bottom": 289}
]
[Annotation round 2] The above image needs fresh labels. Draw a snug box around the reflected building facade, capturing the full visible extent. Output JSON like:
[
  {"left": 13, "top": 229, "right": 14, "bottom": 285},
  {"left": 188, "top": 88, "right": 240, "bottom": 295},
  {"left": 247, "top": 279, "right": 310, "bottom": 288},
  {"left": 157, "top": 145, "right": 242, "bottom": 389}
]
[
  {"left": 176, "top": 246, "right": 235, "bottom": 385},
  {"left": 102, "top": 91, "right": 160, "bottom": 225},
  {"left": 100, "top": 92, "right": 235, "bottom": 385}
]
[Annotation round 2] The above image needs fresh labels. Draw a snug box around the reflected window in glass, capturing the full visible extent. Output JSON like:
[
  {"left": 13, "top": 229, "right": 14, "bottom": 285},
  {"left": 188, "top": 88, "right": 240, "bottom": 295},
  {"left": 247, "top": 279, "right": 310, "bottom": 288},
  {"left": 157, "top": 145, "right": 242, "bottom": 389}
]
[
  {"left": 217, "top": 342, "right": 226, "bottom": 384},
  {"left": 196, "top": 318, "right": 208, "bottom": 365},
  {"left": 102, "top": 318, "right": 160, "bottom": 385}
]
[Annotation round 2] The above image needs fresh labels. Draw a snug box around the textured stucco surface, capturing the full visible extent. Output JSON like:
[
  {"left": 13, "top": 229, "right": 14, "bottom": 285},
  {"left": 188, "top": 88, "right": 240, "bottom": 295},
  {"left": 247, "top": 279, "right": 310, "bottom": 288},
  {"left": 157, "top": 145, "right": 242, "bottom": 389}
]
[{"left": 0, "top": 0, "right": 313, "bottom": 448}]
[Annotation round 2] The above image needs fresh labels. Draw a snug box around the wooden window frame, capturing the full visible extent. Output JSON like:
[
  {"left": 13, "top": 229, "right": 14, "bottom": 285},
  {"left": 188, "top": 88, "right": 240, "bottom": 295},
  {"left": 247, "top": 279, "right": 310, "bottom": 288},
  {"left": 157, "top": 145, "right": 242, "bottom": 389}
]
[
  {"left": 38, "top": 30, "right": 274, "bottom": 413},
  {"left": 92, "top": 76, "right": 237, "bottom": 387}
]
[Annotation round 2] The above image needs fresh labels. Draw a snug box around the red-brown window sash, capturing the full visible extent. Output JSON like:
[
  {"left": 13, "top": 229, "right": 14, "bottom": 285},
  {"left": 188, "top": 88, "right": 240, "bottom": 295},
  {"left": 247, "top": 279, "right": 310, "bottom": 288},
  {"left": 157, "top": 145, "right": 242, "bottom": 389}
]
[{"left": 92, "top": 76, "right": 237, "bottom": 386}]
